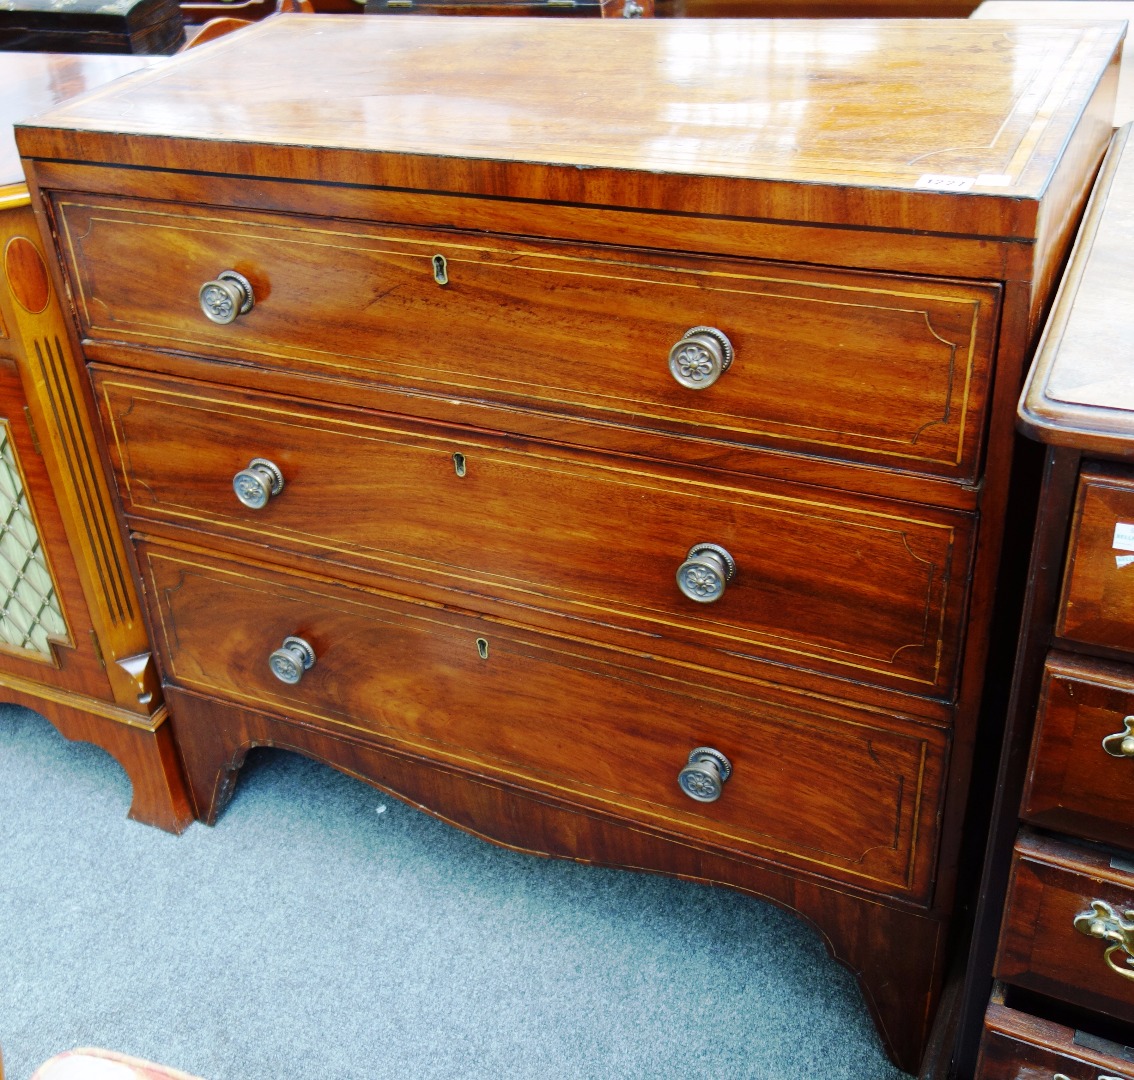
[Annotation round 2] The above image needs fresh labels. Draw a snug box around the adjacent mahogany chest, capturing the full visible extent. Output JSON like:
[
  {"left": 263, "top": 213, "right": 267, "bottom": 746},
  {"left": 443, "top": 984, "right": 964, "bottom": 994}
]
[
  {"left": 16, "top": 16, "right": 1123, "bottom": 1072},
  {"left": 961, "top": 123, "right": 1134, "bottom": 1079}
]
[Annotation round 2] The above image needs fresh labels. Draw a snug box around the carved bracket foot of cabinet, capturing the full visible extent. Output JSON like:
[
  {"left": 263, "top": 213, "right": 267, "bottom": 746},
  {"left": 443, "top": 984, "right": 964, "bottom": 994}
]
[
  {"left": 1, "top": 680, "right": 194, "bottom": 834},
  {"left": 167, "top": 685, "right": 945, "bottom": 1073}
]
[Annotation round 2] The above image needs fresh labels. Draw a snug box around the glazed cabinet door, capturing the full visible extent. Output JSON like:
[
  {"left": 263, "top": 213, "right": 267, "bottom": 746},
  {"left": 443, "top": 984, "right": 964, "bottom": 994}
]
[{"left": 0, "top": 354, "right": 113, "bottom": 697}]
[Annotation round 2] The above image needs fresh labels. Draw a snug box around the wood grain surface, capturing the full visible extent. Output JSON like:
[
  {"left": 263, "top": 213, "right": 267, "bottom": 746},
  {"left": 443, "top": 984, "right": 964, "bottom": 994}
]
[
  {"left": 978, "top": 986, "right": 1134, "bottom": 1079},
  {"left": 16, "top": 16, "right": 1122, "bottom": 1071},
  {"left": 1, "top": 55, "right": 189, "bottom": 833},
  {"left": 1020, "top": 123, "right": 1134, "bottom": 456},
  {"left": 0, "top": 202, "right": 160, "bottom": 713},
  {"left": 1023, "top": 652, "right": 1134, "bottom": 846},
  {"left": 94, "top": 367, "right": 975, "bottom": 697},
  {"left": 163, "top": 676, "right": 949, "bottom": 1069},
  {"left": 972, "top": 2, "right": 1134, "bottom": 125},
  {"left": 59, "top": 195, "right": 1002, "bottom": 479},
  {"left": 1058, "top": 466, "right": 1134, "bottom": 654},
  {"left": 0, "top": 52, "right": 159, "bottom": 202},
  {"left": 139, "top": 536, "right": 948, "bottom": 899},
  {"left": 960, "top": 108, "right": 1134, "bottom": 1080},
  {"left": 997, "top": 830, "right": 1134, "bottom": 1023},
  {"left": 15, "top": 16, "right": 1125, "bottom": 234},
  {"left": 689, "top": 0, "right": 976, "bottom": 14}
]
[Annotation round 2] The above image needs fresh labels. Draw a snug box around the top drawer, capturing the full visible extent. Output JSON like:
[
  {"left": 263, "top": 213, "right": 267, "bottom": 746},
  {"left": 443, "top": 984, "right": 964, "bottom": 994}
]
[
  {"left": 53, "top": 195, "right": 1002, "bottom": 481},
  {"left": 1059, "top": 466, "right": 1134, "bottom": 656}
]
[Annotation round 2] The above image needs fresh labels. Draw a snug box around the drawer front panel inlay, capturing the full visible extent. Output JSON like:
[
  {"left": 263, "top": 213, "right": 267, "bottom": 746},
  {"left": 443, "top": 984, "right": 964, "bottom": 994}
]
[
  {"left": 60, "top": 197, "right": 1001, "bottom": 479},
  {"left": 140, "top": 539, "right": 947, "bottom": 898},
  {"left": 97, "top": 368, "right": 974, "bottom": 696}
]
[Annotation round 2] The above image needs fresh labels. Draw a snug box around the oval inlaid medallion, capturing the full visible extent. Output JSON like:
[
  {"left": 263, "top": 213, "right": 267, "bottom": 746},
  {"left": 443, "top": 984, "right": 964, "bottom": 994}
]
[{"left": 4, "top": 236, "right": 51, "bottom": 315}]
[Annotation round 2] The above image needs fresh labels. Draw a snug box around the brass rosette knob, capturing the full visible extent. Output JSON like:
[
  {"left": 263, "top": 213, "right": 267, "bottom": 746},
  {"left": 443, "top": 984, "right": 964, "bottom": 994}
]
[
  {"left": 199, "top": 269, "right": 255, "bottom": 325},
  {"left": 667, "top": 326, "right": 734, "bottom": 390},
  {"left": 269, "top": 636, "right": 316, "bottom": 685},
  {"left": 233, "top": 458, "right": 284, "bottom": 510},
  {"left": 676, "top": 543, "right": 736, "bottom": 603},
  {"left": 678, "top": 747, "right": 732, "bottom": 803}
]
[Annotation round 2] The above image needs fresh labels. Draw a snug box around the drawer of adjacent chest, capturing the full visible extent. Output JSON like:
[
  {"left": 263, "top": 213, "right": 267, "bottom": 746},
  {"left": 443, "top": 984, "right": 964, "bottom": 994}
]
[
  {"left": 136, "top": 538, "right": 947, "bottom": 900},
  {"left": 58, "top": 195, "right": 1001, "bottom": 480},
  {"left": 1022, "top": 653, "right": 1134, "bottom": 846},
  {"left": 1059, "top": 467, "right": 1134, "bottom": 655},
  {"left": 95, "top": 367, "right": 975, "bottom": 699},
  {"left": 978, "top": 988, "right": 1134, "bottom": 1080},
  {"left": 997, "top": 831, "right": 1134, "bottom": 1024}
]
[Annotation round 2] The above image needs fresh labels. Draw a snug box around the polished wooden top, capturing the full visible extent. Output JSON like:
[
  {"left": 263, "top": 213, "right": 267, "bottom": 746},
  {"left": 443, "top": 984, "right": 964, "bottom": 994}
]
[
  {"left": 971, "top": 1, "right": 1134, "bottom": 124},
  {"left": 16, "top": 15, "right": 1124, "bottom": 235},
  {"left": 1020, "top": 123, "right": 1134, "bottom": 455},
  {"left": 1, "top": 51, "right": 159, "bottom": 207}
]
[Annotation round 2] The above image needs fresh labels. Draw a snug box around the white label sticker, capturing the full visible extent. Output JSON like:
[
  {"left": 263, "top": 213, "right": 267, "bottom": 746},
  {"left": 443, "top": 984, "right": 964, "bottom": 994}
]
[
  {"left": 976, "top": 173, "right": 1013, "bottom": 187},
  {"left": 1117, "top": 555, "right": 1134, "bottom": 569},
  {"left": 916, "top": 174, "right": 975, "bottom": 192},
  {"left": 1114, "top": 522, "right": 1134, "bottom": 552}
]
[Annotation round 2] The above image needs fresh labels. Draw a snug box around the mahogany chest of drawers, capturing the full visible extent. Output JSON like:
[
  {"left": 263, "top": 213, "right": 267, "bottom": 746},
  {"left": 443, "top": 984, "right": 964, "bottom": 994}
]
[
  {"left": 961, "top": 123, "right": 1134, "bottom": 1078},
  {"left": 16, "top": 16, "right": 1123, "bottom": 1072}
]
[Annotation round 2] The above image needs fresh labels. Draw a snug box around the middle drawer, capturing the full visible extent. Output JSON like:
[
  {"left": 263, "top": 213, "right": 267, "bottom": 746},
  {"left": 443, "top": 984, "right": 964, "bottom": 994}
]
[{"left": 94, "top": 366, "right": 975, "bottom": 699}]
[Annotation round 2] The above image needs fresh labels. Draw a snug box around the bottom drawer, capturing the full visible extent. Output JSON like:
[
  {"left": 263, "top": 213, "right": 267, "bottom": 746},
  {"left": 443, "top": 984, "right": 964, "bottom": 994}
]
[
  {"left": 139, "top": 537, "right": 947, "bottom": 900},
  {"left": 997, "top": 831, "right": 1134, "bottom": 1023},
  {"left": 978, "top": 986, "right": 1134, "bottom": 1079}
]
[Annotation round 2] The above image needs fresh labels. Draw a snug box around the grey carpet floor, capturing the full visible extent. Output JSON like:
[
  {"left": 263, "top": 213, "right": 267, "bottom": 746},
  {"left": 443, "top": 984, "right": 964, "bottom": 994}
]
[{"left": 0, "top": 703, "right": 910, "bottom": 1080}]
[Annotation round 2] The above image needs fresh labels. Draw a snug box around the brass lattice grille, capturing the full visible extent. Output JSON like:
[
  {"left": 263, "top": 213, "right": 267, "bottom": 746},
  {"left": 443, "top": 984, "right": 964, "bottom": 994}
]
[{"left": 0, "top": 419, "right": 68, "bottom": 658}]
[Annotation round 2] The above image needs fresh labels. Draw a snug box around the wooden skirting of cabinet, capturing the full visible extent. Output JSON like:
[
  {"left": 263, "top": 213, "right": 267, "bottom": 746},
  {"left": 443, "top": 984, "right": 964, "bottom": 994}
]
[
  {"left": 18, "top": 17, "right": 1123, "bottom": 1072},
  {"left": 0, "top": 53, "right": 190, "bottom": 833},
  {"left": 957, "top": 123, "right": 1134, "bottom": 1077}
]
